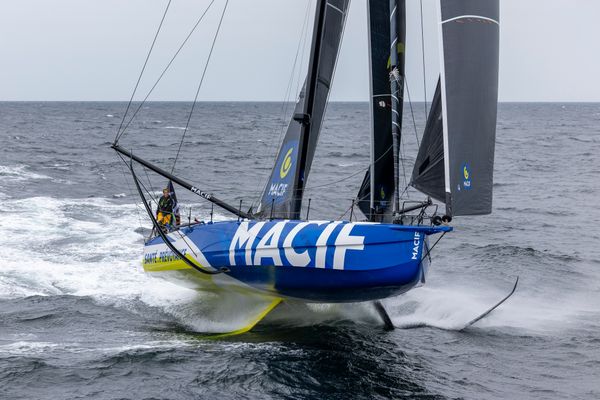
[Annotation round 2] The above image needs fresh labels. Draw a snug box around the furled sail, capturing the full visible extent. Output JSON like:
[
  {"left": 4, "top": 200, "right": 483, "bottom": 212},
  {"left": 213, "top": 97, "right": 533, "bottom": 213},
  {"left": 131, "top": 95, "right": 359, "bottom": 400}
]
[
  {"left": 411, "top": 0, "right": 499, "bottom": 216},
  {"left": 256, "top": 0, "right": 350, "bottom": 220},
  {"left": 357, "top": 0, "right": 406, "bottom": 222}
]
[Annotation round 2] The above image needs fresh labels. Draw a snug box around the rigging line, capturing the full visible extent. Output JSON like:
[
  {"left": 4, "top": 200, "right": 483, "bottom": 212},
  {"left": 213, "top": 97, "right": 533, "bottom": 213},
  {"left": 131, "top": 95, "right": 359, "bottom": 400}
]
[
  {"left": 404, "top": 76, "right": 421, "bottom": 147},
  {"left": 171, "top": 0, "right": 229, "bottom": 175},
  {"left": 143, "top": 164, "right": 158, "bottom": 200},
  {"left": 129, "top": 160, "right": 226, "bottom": 275},
  {"left": 115, "top": 0, "right": 172, "bottom": 144},
  {"left": 398, "top": 126, "right": 408, "bottom": 197},
  {"left": 419, "top": 231, "right": 447, "bottom": 264},
  {"left": 295, "top": 0, "right": 313, "bottom": 103},
  {"left": 282, "top": 0, "right": 312, "bottom": 145},
  {"left": 308, "top": 0, "right": 351, "bottom": 192},
  {"left": 306, "top": 168, "right": 366, "bottom": 191},
  {"left": 135, "top": 166, "right": 161, "bottom": 207},
  {"left": 173, "top": 229, "right": 201, "bottom": 260},
  {"left": 115, "top": 0, "right": 217, "bottom": 143},
  {"left": 419, "top": 0, "right": 428, "bottom": 120},
  {"left": 337, "top": 202, "right": 353, "bottom": 220},
  {"left": 305, "top": 143, "right": 393, "bottom": 192},
  {"left": 397, "top": 182, "right": 411, "bottom": 200},
  {"left": 251, "top": 0, "right": 313, "bottom": 207},
  {"left": 390, "top": 80, "right": 408, "bottom": 193},
  {"left": 116, "top": 153, "right": 145, "bottom": 229},
  {"left": 117, "top": 152, "right": 160, "bottom": 209},
  {"left": 278, "top": 0, "right": 312, "bottom": 170},
  {"left": 138, "top": 173, "right": 163, "bottom": 211}
]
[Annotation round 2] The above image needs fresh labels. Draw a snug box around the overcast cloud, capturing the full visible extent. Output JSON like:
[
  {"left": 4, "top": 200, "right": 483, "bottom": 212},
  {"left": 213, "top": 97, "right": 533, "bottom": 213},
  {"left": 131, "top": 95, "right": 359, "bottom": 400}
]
[{"left": 0, "top": 0, "right": 598, "bottom": 102}]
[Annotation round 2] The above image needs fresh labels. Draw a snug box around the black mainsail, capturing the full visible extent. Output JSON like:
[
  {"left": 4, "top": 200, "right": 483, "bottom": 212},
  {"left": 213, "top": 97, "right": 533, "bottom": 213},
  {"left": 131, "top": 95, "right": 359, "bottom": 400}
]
[
  {"left": 411, "top": 0, "right": 499, "bottom": 216},
  {"left": 357, "top": 0, "right": 406, "bottom": 222},
  {"left": 256, "top": 0, "right": 350, "bottom": 220}
]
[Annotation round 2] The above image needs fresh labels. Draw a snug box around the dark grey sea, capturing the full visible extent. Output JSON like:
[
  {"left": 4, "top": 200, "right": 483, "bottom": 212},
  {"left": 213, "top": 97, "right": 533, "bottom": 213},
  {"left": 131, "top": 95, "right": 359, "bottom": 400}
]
[{"left": 1, "top": 102, "right": 599, "bottom": 399}]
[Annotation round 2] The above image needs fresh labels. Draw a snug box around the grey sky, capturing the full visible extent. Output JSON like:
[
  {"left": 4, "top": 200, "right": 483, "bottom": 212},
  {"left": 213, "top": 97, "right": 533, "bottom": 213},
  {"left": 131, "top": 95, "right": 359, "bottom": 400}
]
[{"left": 0, "top": 0, "right": 598, "bottom": 102}]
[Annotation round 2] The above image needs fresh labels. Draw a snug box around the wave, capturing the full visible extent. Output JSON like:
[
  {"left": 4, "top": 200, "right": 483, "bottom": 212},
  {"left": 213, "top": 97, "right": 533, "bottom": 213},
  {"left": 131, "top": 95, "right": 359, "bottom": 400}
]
[
  {"left": 0, "top": 196, "right": 148, "bottom": 299},
  {"left": 468, "top": 243, "right": 582, "bottom": 266},
  {"left": 0, "top": 195, "right": 265, "bottom": 333},
  {"left": 0, "top": 165, "right": 52, "bottom": 183},
  {"left": 383, "top": 281, "right": 600, "bottom": 334},
  {"left": 1, "top": 194, "right": 597, "bottom": 336},
  {"left": 495, "top": 206, "right": 575, "bottom": 217},
  {"left": 326, "top": 151, "right": 365, "bottom": 158}
]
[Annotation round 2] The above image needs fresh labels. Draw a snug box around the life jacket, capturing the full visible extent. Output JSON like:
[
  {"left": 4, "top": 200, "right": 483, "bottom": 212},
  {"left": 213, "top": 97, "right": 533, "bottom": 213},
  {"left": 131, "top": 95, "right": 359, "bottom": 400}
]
[{"left": 158, "top": 195, "right": 174, "bottom": 214}]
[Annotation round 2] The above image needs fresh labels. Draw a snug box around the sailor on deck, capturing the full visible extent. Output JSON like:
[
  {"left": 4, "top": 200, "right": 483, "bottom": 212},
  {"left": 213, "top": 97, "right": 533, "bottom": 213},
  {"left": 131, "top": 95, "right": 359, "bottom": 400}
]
[{"left": 157, "top": 188, "right": 174, "bottom": 229}]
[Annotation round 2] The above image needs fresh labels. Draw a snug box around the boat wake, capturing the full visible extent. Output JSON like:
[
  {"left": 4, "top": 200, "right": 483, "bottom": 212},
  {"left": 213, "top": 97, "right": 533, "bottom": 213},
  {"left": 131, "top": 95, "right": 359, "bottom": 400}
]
[
  {"left": 0, "top": 164, "right": 53, "bottom": 183},
  {"left": 1, "top": 190, "right": 597, "bottom": 336},
  {"left": 0, "top": 192, "right": 353, "bottom": 333},
  {"left": 381, "top": 279, "right": 598, "bottom": 334}
]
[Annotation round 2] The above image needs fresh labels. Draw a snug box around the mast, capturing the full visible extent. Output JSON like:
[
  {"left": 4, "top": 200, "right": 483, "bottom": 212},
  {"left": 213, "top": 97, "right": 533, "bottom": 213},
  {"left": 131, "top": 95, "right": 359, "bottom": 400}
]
[
  {"left": 357, "top": 0, "right": 406, "bottom": 223},
  {"left": 292, "top": 0, "right": 328, "bottom": 219},
  {"left": 366, "top": 0, "right": 376, "bottom": 219},
  {"left": 255, "top": 0, "right": 350, "bottom": 220},
  {"left": 389, "top": 0, "right": 402, "bottom": 220}
]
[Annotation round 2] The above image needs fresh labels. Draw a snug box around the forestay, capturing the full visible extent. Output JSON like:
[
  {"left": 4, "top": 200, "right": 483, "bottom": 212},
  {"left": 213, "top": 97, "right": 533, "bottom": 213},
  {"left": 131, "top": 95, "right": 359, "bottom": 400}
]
[
  {"left": 256, "top": 0, "right": 350, "bottom": 220},
  {"left": 411, "top": 79, "right": 445, "bottom": 203}
]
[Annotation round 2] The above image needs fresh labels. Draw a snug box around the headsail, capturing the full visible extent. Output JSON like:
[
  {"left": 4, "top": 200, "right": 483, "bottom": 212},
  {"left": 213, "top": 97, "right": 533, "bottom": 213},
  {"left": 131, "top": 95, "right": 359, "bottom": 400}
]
[
  {"left": 411, "top": 0, "right": 499, "bottom": 216},
  {"left": 357, "top": 0, "right": 406, "bottom": 222},
  {"left": 256, "top": 0, "right": 350, "bottom": 220},
  {"left": 411, "top": 78, "right": 445, "bottom": 202}
]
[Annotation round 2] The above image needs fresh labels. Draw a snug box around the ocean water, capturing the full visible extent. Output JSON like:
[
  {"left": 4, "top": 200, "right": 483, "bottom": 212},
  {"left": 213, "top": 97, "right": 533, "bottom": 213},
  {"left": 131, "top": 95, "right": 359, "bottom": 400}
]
[{"left": 1, "top": 101, "right": 599, "bottom": 399}]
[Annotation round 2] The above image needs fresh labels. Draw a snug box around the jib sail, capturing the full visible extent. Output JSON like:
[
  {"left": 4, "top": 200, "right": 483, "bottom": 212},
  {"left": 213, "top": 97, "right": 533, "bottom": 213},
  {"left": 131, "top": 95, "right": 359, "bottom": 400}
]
[
  {"left": 411, "top": 78, "right": 445, "bottom": 203},
  {"left": 256, "top": 0, "right": 350, "bottom": 220},
  {"left": 357, "top": 0, "right": 406, "bottom": 222},
  {"left": 411, "top": 0, "right": 499, "bottom": 216}
]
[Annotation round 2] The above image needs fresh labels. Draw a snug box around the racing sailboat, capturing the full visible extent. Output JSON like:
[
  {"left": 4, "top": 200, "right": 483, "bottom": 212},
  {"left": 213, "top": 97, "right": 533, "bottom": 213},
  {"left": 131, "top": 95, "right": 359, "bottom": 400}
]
[{"left": 112, "top": 0, "right": 507, "bottom": 334}]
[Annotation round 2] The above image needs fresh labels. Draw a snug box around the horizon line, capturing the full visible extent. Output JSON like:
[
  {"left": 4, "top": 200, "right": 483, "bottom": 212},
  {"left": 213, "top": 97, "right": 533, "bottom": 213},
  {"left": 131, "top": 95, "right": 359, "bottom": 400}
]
[{"left": 1, "top": 100, "right": 599, "bottom": 104}]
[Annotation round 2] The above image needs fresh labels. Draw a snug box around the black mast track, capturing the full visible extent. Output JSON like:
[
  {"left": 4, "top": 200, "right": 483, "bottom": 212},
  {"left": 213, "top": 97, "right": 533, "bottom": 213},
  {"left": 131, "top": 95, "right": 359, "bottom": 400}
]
[
  {"left": 291, "top": 0, "right": 328, "bottom": 220},
  {"left": 389, "top": 0, "right": 403, "bottom": 220},
  {"left": 358, "top": 0, "right": 406, "bottom": 223},
  {"left": 112, "top": 144, "right": 250, "bottom": 219}
]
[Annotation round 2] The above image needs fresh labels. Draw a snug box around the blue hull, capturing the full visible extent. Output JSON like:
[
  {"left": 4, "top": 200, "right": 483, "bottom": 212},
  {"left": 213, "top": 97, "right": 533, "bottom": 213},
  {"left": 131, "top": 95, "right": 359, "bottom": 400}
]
[{"left": 143, "top": 220, "right": 451, "bottom": 303}]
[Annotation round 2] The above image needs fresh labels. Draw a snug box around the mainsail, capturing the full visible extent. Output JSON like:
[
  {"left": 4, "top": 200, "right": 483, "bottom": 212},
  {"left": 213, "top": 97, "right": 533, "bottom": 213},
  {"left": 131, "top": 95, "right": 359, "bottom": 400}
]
[
  {"left": 411, "top": 0, "right": 499, "bottom": 216},
  {"left": 357, "top": 0, "right": 406, "bottom": 222},
  {"left": 256, "top": 0, "right": 350, "bottom": 220}
]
